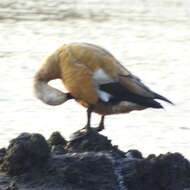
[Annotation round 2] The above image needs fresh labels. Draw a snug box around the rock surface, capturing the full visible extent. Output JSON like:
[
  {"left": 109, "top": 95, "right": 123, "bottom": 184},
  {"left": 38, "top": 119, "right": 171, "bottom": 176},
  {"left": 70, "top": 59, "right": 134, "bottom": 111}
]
[{"left": 0, "top": 130, "right": 190, "bottom": 190}]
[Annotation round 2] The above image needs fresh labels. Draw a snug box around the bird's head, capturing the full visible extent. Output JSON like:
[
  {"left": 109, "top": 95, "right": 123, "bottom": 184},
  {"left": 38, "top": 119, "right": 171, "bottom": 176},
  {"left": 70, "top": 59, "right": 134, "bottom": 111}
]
[{"left": 33, "top": 80, "right": 73, "bottom": 106}]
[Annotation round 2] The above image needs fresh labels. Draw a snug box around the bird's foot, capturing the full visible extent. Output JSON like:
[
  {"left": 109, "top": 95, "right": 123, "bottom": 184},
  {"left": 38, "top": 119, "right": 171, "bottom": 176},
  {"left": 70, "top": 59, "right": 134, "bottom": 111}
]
[
  {"left": 93, "top": 123, "right": 104, "bottom": 132},
  {"left": 69, "top": 125, "right": 93, "bottom": 141},
  {"left": 69, "top": 122, "right": 105, "bottom": 141},
  {"left": 82, "top": 124, "right": 104, "bottom": 133}
]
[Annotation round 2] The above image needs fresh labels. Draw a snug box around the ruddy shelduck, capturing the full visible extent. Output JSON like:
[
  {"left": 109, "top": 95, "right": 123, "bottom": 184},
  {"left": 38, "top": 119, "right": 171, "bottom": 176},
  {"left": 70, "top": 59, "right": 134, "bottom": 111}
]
[{"left": 33, "top": 42, "right": 173, "bottom": 133}]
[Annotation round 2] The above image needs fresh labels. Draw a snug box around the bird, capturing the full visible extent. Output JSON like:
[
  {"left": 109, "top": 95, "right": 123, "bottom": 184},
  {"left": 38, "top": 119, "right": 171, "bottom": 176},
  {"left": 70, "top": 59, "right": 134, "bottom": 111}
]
[{"left": 33, "top": 42, "right": 173, "bottom": 133}]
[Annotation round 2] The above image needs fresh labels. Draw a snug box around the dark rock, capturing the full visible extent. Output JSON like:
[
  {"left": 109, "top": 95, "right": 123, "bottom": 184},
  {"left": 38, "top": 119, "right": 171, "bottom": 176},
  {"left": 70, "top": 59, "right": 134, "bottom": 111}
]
[
  {"left": 122, "top": 152, "right": 190, "bottom": 190},
  {"left": 0, "top": 131, "right": 190, "bottom": 190},
  {"left": 51, "top": 144, "right": 67, "bottom": 154},
  {"left": 126, "top": 149, "right": 143, "bottom": 159},
  {"left": 0, "top": 133, "right": 50, "bottom": 176},
  {"left": 0, "top": 148, "right": 6, "bottom": 165},
  {"left": 45, "top": 152, "right": 117, "bottom": 190},
  {"left": 0, "top": 148, "right": 6, "bottom": 156},
  {"left": 5, "top": 182, "right": 18, "bottom": 190},
  {"left": 66, "top": 129, "right": 119, "bottom": 153},
  {"left": 147, "top": 154, "right": 156, "bottom": 159},
  {"left": 48, "top": 131, "right": 67, "bottom": 147}
]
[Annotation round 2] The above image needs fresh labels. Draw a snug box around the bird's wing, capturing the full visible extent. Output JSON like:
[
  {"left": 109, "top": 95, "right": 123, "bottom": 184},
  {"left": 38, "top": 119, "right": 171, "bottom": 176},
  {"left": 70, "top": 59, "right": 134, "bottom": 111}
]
[
  {"left": 66, "top": 43, "right": 156, "bottom": 101},
  {"left": 78, "top": 43, "right": 154, "bottom": 98},
  {"left": 62, "top": 43, "right": 131, "bottom": 104},
  {"left": 99, "top": 70, "right": 173, "bottom": 107},
  {"left": 62, "top": 43, "right": 172, "bottom": 107},
  {"left": 59, "top": 43, "right": 129, "bottom": 104},
  {"left": 118, "top": 73, "right": 155, "bottom": 98},
  {"left": 98, "top": 69, "right": 164, "bottom": 108},
  {"left": 118, "top": 73, "right": 173, "bottom": 105}
]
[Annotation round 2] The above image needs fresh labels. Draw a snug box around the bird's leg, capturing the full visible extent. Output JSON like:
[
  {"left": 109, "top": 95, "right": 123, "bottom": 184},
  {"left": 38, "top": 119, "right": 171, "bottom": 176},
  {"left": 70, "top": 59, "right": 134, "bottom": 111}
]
[
  {"left": 95, "top": 115, "right": 105, "bottom": 132},
  {"left": 84, "top": 105, "right": 93, "bottom": 131},
  {"left": 71, "top": 108, "right": 104, "bottom": 142},
  {"left": 69, "top": 105, "right": 93, "bottom": 141}
]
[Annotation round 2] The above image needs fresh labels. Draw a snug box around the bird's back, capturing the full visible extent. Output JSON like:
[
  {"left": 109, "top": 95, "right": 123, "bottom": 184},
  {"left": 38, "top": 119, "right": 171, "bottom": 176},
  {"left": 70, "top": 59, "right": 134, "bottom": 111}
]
[
  {"left": 53, "top": 42, "right": 172, "bottom": 115},
  {"left": 57, "top": 43, "right": 130, "bottom": 106},
  {"left": 59, "top": 43, "right": 129, "bottom": 74}
]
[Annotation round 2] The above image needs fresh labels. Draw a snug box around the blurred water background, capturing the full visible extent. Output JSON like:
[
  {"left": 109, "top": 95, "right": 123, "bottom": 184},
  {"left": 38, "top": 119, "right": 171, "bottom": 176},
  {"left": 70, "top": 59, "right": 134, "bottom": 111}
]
[{"left": 0, "top": 0, "right": 190, "bottom": 158}]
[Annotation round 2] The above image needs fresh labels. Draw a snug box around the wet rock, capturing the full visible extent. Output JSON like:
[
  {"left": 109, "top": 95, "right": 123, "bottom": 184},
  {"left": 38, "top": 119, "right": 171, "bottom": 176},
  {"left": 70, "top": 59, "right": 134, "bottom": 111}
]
[
  {"left": 48, "top": 132, "right": 67, "bottom": 154},
  {"left": 5, "top": 182, "right": 18, "bottom": 190},
  {"left": 48, "top": 131, "right": 67, "bottom": 147},
  {"left": 0, "top": 148, "right": 6, "bottom": 165},
  {"left": 125, "top": 149, "right": 143, "bottom": 159},
  {"left": 0, "top": 133, "right": 50, "bottom": 176},
  {"left": 45, "top": 152, "right": 117, "bottom": 190},
  {"left": 122, "top": 152, "right": 190, "bottom": 190},
  {"left": 67, "top": 129, "right": 119, "bottom": 153},
  {"left": 0, "top": 148, "right": 6, "bottom": 157},
  {"left": 0, "top": 131, "right": 190, "bottom": 190},
  {"left": 51, "top": 144, "right": 67, "bottom": 154}
]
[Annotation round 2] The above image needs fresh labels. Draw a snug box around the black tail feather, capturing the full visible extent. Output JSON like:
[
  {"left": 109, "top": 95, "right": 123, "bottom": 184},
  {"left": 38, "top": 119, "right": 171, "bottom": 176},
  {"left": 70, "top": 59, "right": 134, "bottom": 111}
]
[
  {"left": 143, "top": 99, "right": 164, "bottom": 109},
  {"left": 100, "top": 83, "right": 165, "bottom": 109},
  {"left": 154, "top": 93, "right": 174, "bottom": 105}
]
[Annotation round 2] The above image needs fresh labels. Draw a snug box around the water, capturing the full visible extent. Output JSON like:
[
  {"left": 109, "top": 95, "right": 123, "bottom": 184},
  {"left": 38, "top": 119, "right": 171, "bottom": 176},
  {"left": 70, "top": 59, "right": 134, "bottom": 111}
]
[{"left": 0, "top": 0, "right": 190, "bottom": 158}]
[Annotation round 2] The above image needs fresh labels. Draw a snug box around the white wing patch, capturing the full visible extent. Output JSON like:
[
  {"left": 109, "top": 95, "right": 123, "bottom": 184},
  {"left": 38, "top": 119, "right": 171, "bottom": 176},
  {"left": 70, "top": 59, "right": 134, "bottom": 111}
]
[
  {"left": 93, "top": 69, "right": 115, "bottom": 102},
  {"left": 96, "top": 89, "right": 112, "bottom": 102},
  {"left": 93, "top": 69, "right": 115, "bottom": 85}
]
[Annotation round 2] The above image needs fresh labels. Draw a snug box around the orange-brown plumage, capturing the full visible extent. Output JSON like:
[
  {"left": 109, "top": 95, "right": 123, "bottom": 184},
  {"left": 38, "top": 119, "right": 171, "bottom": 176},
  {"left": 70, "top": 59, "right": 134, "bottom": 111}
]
[
  {"left": 34, "top": 42, "right": 173, "bottom": 132},
  {"left": 57, "top": 43, "right": 132, "bottom": 110}
]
